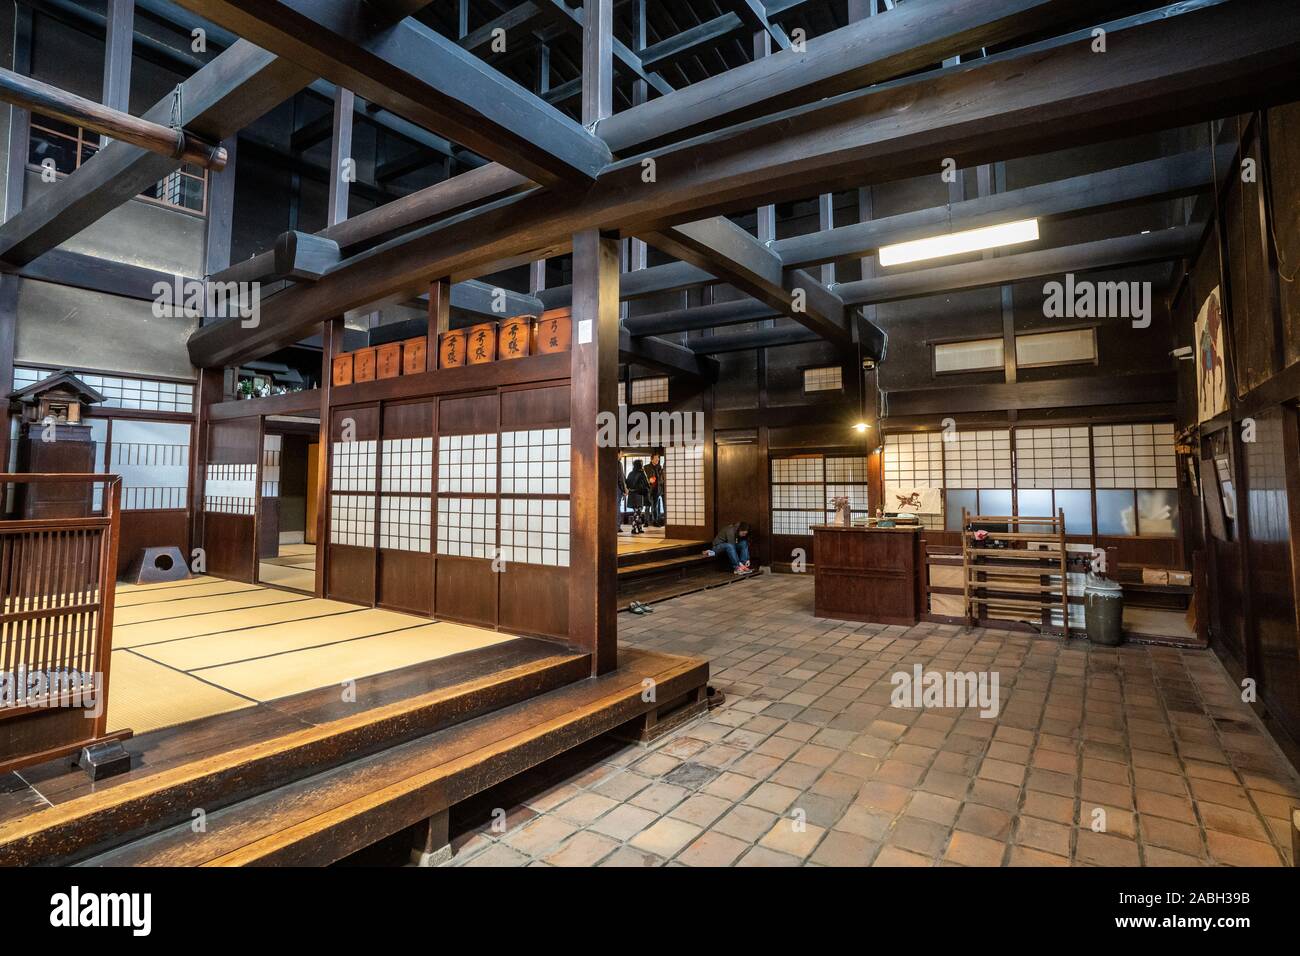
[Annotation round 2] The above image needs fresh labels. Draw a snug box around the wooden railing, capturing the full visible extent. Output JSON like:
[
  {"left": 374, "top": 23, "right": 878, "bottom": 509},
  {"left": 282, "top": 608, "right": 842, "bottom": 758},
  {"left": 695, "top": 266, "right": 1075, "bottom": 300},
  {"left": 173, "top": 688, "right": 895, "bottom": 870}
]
[{"left": 0, "top": 474, "right": 127, "bottom": 774}]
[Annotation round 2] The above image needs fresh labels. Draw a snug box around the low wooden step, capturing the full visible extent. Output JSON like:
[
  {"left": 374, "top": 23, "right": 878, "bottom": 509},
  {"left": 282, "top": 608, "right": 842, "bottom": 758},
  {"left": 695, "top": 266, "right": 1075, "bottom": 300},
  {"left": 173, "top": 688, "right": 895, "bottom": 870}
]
[
  {"left": 618, "top": 551, "right": 715, "bottom": 580},
  {"left": 80, "top": 649, "right": 708, "bottom": 867},
  {"left": 0, "top": 640, "right": 590, "bottom": 865},
  {"left": 616, "top": 540, "right": 711, "bottom": 569}
]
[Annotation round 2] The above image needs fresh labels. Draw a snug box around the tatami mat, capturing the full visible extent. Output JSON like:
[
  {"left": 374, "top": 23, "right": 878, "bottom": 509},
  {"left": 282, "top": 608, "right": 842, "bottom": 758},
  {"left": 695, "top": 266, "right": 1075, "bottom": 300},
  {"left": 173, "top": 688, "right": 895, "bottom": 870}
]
[
  {"left": 113, "top": 587, "right": 305, "bottom": 627},
  {"left": 116, "top": 574, "right": 223, "bottom": 595},
  {"left": 106, "top": 650, "right": 254, "bottom": 734},
  {"left": 114, "top": 579, "right": 258, "bottom": 608},
  {"left": 102, "top": 581, "right": 518, "bottom": 734},
  {"left": 258, "top": 562, "right": 316, "bottom": 592},
  {"left": 194, "top": 621, "right": 515, "bottom": 701},
  {"left": 138, "top": 608, "right": 427, "bottom": 671},
  {"left": 112, "top": 597, "right": 353, "bottom": 649}
]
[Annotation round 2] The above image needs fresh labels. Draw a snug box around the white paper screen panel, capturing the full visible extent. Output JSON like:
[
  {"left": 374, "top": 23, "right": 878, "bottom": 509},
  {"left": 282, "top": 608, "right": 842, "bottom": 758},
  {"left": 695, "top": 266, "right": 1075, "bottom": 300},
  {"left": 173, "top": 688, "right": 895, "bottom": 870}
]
[
  {"left": 665, "top": 443, "right": 704, "bottom": 527},
  {"left": 204, "top": 463, "right": 255, "bottom": 514},
  {"left": 331, "top": 493, "right": 375, "bottom": 547},
  {"left": 1015, "top": 426, "right": 1091, "bottom": 490},
  {"left": 111, "top": 419, "right": 191, "bottom": 510},
  {"left": 500, "top": 498, "right": 570, "bottom": 566},
  {"left": 771, "top": 457, "right": 823, "bottom": 483},
  {"left": 436, "top": 497, "right": 496, "bottom": 558},
  {"left": 630, "top": 376, "right": 669, "bottom": 405},
  {"left": 332, "top": 440, "right": 376, "bottom": 492},
  {"left": 382, "top": 437, "right": 433, "bottom": 493},
  {"left": 380, "top": 496, "right": 431, "bottom": 552},
  {"left": 261, "top": 433, "right": 281, "bottom": 498},
  {"left": 438, "top": 433, "right": 498, "bottom": 493},
  {"left": 944, "top": 430, "right": 1012, "bottom": 489},
  {"left": 883, "top": 434, "right": 943, "bottom": 487},
  {"left": 1093, "top": 423, "right": 1177, "bottom": 489},
  {"left": 501, "top": 428, "right": 571, "bottom": 495}
]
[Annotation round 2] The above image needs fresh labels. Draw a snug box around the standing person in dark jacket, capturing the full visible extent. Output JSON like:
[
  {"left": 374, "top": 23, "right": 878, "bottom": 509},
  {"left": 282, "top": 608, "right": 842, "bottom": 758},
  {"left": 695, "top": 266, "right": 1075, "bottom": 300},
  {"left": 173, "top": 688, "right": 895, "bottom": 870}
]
[
  {"left": 706, "top": 521, "right": 752, "bottom": 573},
  {"left": 645, "top": 453, "right": 666, "bottom": 527},
  {"left": 626, "top": 460, "right": 651, "bottom": 534},
  {"left": 617, "top": 465, "right": 628, "bottom": 528}
]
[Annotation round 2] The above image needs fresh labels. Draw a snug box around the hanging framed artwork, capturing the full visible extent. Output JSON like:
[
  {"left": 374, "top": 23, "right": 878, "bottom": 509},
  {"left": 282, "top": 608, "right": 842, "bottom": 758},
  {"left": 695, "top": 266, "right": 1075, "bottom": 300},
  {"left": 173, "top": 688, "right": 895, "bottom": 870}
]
[{"left": 1195, "top": 286, "right": 1228, "bottom": 423}]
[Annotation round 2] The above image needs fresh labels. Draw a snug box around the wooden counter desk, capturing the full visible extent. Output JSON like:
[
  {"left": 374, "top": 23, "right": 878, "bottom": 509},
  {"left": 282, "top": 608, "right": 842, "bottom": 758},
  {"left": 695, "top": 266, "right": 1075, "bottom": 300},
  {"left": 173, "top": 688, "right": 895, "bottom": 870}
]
[{"left": 810, "top": 524, "right": 923, "bottom": 626}]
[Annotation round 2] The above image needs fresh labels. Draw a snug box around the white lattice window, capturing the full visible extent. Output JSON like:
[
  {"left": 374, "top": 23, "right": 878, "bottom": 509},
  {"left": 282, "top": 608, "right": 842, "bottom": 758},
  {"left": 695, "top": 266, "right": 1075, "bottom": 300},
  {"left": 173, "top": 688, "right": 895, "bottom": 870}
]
[
  {"left": 944, "top": 429, "right": 1012, "bottom": 489},
  {"left": 331, "top": 493, "right": 375, "bottom": 547},
  {"left": 13, "top": 367, "right": 195, "bottom": 413},
  {"left": 262, "top": 433, "right": 281, "bottom": 498},
  {"left": 803, "top": 365, "right": 843, "bottom": 393},
  {"left": 437, "top": 433, "right": 497, "bottom": 493},
  {"left": 771, "top": 456, "right": 823, "bottom": 483},
  {"left": 1093, "top": 423, "right": 1178, "bottom": 489},
  {"left": 382, "top": 437, "right": 433, "bottom": 493},
  {"left": 501, "top": 428, "right": 571, "bottom": 495},
  {"left": 380, "top": 496, "right": 431, "bottom": 552},
  {"left": 436, "top": 497, "right": 496, "bottom": 558},
  {"left": 204, "top": 463, "right": 255, "bottom": 514},
  {"left": 665, "top": 443, "right": 704, "bottom": 527},
  {"left": 499, "top": 497, "right": 570, "bottom": 567},
  {"left": 630, "top": 376, "right": 669, "bottom": 405},
  {"left": 112, "top": 419, "right": 190, "bottom": 510},
  {"left": 883, "top": 433, "right": 944, "bottom": 487},
  {"left": 332, "top": 439, "right": 376, "bottom": 492},
  {"left": 772, "top": 510, "right": 823, "bottom": 535},
  {"left": 1015, "top": 426, "right": 1091, "bottom": 490}
]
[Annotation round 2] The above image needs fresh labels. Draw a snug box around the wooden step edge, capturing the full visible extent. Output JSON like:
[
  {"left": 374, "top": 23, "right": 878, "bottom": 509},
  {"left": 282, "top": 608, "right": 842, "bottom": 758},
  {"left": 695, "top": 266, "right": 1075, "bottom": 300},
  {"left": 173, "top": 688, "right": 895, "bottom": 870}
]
[
  {"left": 0, "top": 649, "right": 590, "bottom": 866},
  {"left": 616, "top": 545, "right": 712, "bottom": 568},
  {"left": 202, "top": 655, "right": 710, "bottom": 867}
]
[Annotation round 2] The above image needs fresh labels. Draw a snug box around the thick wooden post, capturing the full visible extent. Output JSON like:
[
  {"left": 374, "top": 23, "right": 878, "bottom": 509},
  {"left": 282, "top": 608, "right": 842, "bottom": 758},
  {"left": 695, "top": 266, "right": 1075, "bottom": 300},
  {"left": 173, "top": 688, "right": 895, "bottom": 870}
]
[
  {"left": 427, "top": 278, "right": 449, "bottom": 369},
  {"left": 568, "top": 0, "right": 618, "bottom": 675},
  {"left": 570, "top": 230, "right": 620, "bottom": 675},
  {"left": 315, "top": 317, "right": 343, "bottom": 596}
]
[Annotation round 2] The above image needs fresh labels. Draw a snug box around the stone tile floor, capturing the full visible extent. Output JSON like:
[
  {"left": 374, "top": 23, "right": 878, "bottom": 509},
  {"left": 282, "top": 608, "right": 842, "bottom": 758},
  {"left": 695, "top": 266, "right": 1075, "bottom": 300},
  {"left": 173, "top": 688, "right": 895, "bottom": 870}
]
[{"left": 444, "top": 574, "right": 1300, "bottom": 867}]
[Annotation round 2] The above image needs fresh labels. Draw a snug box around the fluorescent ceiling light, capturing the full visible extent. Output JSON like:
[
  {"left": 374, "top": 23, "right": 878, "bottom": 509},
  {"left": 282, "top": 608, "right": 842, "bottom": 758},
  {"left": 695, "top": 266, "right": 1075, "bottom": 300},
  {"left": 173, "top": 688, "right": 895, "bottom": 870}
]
[{"left": 878, "top": 218, "right": 1040, "bottom": 267}]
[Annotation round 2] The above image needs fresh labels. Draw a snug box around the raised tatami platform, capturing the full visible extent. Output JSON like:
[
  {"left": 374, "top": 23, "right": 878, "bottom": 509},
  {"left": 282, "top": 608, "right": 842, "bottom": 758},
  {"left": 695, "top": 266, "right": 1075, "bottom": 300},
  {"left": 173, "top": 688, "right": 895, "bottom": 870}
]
[{"left": 110, "top": 576, "right": 516, "bottom": 733}]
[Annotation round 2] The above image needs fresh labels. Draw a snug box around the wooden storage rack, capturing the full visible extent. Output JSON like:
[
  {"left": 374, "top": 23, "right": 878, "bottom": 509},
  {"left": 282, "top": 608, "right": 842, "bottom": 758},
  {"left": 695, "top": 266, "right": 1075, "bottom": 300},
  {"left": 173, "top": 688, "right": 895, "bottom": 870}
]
[{"left": 961, "top": 509, "right": 1070, "bottom": 637}]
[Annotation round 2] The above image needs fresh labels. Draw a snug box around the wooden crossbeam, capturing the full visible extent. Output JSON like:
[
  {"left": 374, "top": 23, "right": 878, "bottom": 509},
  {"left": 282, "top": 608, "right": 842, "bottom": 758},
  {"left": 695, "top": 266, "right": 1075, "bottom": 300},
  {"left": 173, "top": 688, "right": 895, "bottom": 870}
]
[
  {"left": 171, "top": 0, "right": 611, "bottom": 188},
  {"left": 188, "top": 0, "right": 1300, "bottom": 368},
  {"left": 0, "top": 42, "right": 311, "bottom": 266},
  {"left": 834, "top": 227, "right": 1200, "bottom": 306},
  {"left": 776, "top": 151, "right": 1213, "bottom": 269}
]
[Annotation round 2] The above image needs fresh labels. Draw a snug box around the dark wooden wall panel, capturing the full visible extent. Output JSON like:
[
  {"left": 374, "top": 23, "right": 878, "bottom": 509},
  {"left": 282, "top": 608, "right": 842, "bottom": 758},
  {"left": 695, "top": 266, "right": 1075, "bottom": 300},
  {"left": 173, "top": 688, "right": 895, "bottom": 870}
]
[
  {"left": 498, "top": 564, "right": 567, "bottom": 640},
  {"left": 378, "top": 551, "right": 432, "bottom": 616},
  {"left": 437, "top": 393, "right": 496, "bottom": 433},
  {"left": 204, "top": 513, "right": 256, "bottom": 582},
  {"left": 328, "top": 544, "right": 375, "bottom": 607},
  {"left": 118, "top": 510, "right": 189, "bottom": 577},
  {"left": 715, "top": 439, "right": 767, "bottom": 565},
  {"left": 501, "top": 384, "right": 569, "bottom": 428},
  {"left": 1242, "top": 408, "right": 1300, "bottom": 742},
  {"left": 435, "top": 555, "right": 496, "bottom": 629}
]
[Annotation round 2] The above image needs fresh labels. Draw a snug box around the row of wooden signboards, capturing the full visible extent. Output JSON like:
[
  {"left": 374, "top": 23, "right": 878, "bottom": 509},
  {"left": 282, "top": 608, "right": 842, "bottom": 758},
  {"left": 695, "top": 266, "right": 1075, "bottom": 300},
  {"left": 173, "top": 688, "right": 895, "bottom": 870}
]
[{"left": 331, "top": 309, "right": 573, "bottom": 387}]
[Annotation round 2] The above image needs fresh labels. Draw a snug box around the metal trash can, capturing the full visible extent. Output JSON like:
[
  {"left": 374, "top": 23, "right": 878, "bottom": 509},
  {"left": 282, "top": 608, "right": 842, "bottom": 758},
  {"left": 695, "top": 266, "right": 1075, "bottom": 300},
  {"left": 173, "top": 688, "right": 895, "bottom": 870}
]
[{"left": 1084, "top": 575, "right": 1124, "bottom": 646}]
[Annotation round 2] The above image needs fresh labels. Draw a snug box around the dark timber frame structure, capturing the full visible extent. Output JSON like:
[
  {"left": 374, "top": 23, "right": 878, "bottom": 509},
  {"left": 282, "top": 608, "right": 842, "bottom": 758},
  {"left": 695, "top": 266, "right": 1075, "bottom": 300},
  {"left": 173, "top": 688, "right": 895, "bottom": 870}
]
[{"left": 4, "top": 0, "right": 1300, "bottom": 865}]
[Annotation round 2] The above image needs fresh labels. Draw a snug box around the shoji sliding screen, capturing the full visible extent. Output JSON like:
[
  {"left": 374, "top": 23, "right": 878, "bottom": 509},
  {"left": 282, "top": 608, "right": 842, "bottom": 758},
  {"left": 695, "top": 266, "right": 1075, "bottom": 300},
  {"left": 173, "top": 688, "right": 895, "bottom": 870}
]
[{"left": 326, "top": 404, "right": 379, "bottom": 605}]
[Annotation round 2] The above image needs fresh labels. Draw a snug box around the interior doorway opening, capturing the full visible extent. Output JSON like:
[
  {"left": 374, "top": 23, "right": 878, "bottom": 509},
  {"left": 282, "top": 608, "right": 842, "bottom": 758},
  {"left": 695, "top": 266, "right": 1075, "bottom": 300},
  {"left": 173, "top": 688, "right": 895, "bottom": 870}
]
[{"left": 258, "top": 414, "right": 321, "bottom": 593}]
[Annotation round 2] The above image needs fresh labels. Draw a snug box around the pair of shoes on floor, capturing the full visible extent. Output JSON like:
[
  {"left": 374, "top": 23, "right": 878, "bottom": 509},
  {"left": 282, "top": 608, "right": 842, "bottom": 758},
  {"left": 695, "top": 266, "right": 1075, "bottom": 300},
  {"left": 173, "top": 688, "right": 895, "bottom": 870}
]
[
  {"left": 629, "top": 600, "right": 654, "bottom": 615},
  {"left": 733, "top": 562, "right": 752, "bottom": 575}
]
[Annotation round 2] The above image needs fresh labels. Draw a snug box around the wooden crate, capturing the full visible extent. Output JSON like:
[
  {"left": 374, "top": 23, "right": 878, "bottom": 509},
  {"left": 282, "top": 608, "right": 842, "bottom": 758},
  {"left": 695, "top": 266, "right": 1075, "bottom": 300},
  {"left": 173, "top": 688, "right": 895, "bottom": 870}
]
[
  {"left": 402, "top": 336, "right": 427, "bottom": 375},
  {"left": 353, "top": 346, "right": 377, "bottom": 383},
  {"left": 376, "top": 342, "right": 402, "bottom": 379},
  {"left": 331, "top": 353, "right": 354, "bottom": 387},
  {"left": 497, "top": 314, "right": 534, "bottom": 360},
  {"left": 439, "top": 329, "right": 467, "bottom": 369},
  {"left": 466, "top": 322, "right": 497, "bottom": 365},
  {"left": 535, "top": 308, "right": 572, "bottom": 353}
]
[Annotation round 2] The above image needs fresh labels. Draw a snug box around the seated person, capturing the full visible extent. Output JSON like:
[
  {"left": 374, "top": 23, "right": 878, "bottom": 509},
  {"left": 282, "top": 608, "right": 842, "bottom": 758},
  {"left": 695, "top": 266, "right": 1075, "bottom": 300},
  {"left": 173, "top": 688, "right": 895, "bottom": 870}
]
[{"left": 706, "top": 522, "right": 752, "bottom": 574}]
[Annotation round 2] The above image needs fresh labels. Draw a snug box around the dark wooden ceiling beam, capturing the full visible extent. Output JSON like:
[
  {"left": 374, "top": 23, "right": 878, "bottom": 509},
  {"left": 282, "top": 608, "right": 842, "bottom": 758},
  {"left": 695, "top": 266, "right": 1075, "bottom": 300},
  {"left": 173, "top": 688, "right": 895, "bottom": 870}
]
[
  {"left": 687, "top": 325, "right": 821, "bottom": 353},
  {"left": 724, "top": 0, "right": 792, "bottom": 52},
  {"left": 835, "top": 226, "right": 1200, "bottom": 306},
  {"left": 618, "top": 326, "right": 718, "bottom": 379},
  {"left": 188, "top": 0, "right": 1300, "bottom": 367},
  {"left": 624, "top": 299, "right": 778, "bottom": 336},
  {"left": 596, "top": 0, "right": 1140, "bottom": 153},
  {"left": 169, "top": 0, "right": 611, "bottom": 188},
  {"left": 640, "top": 14, "right": 748, "bottom": 73},
  {"left": 0, "top": 41, "right": 312, "bottom": 266},
  {"left": 640, "top": 218, "right": 850, "bottom": 346},
  {"left": 776, "top": 150, "right": 1213, "bottom": 269}
]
